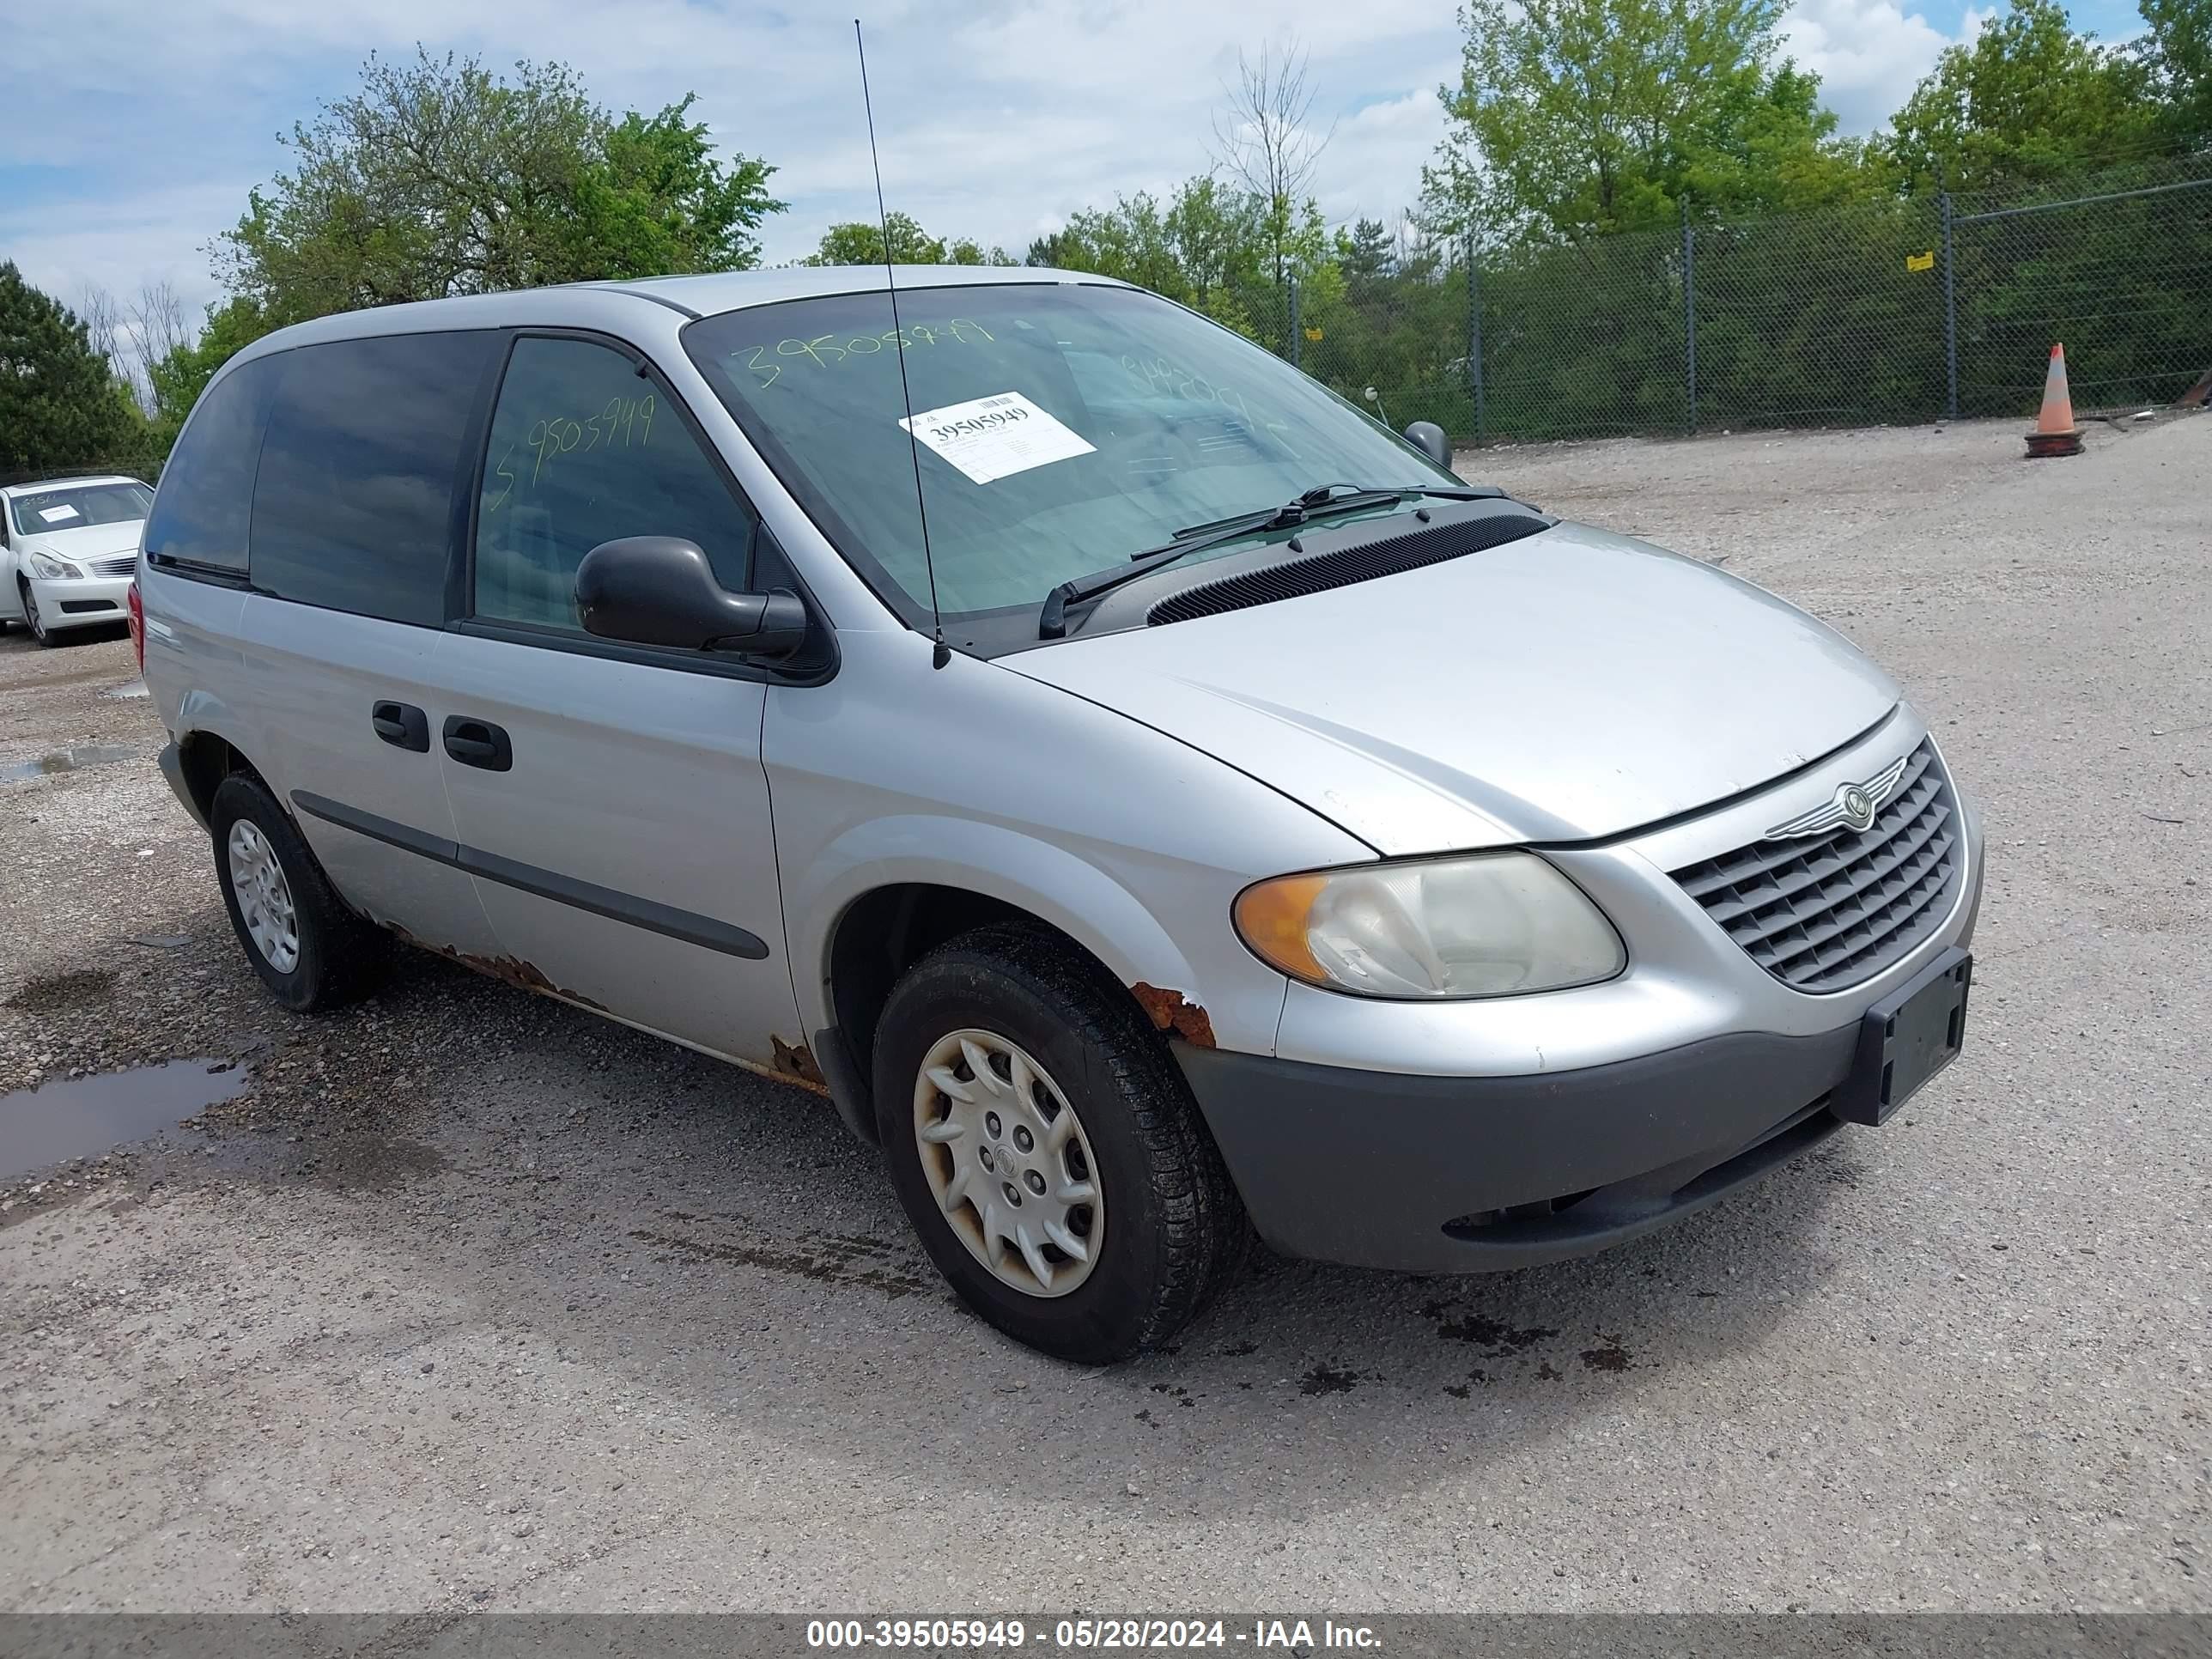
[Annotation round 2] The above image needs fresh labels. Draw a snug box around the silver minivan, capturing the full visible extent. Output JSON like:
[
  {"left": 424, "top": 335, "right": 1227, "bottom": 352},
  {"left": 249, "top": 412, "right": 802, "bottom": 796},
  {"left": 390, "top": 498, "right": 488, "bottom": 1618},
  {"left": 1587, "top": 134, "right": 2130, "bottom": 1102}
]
[{"left": 137, "top": 267, "right": 1981, "bottom": 1361}]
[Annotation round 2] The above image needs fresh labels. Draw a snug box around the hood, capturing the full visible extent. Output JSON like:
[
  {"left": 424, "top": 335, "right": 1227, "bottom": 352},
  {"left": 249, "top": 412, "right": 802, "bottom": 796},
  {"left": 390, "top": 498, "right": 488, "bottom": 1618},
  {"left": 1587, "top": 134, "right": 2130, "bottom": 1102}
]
[
  {"left": 1005, "top": 520, "right": 1899, "bottom": 855},
  {"left": 15, "top": 520, "right": 144, "bottom": 565}
]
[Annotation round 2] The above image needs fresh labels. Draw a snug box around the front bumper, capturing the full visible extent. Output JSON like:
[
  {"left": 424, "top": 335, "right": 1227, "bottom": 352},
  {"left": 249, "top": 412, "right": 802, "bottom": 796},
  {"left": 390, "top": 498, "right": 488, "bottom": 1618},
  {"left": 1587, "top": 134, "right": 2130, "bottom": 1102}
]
[
  {"left": 1179, "top": 709, "right": 1984, "bottom": 1273},
  {"left": 1180, "top": 1024, "right": 1860, "bottom": 1273},
  {"left": 27, "top": 574, "right": 132, "bottom": 630}
]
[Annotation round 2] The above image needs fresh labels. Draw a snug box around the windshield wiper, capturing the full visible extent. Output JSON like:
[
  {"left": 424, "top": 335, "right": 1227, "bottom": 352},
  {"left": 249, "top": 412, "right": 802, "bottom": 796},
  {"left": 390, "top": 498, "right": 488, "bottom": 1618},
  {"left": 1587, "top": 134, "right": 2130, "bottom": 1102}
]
[
  {"left": 1037, "top": 482, "right": 1491, "bottom": 639},
  {"left": 1166, "top": 481, "right": 1502, "bottom": 544}
]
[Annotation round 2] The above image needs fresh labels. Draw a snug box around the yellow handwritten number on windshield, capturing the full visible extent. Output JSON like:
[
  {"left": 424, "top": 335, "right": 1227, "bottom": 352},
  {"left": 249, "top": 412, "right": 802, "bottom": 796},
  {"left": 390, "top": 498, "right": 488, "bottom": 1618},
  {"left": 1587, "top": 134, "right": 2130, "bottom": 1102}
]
[
  {"left": 488, "top": 445, "right": 516, "bottom": 513},
  {"left": 742, "top": 320, "right": 994, "bottom": 388}
]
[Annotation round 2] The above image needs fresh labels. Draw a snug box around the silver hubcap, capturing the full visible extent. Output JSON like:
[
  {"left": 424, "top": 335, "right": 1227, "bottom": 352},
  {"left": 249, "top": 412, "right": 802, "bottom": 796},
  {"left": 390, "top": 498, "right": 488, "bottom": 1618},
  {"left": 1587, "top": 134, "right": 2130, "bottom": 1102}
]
[
  {"left": 913, "top": 1029, "right": 1103, "bottom": 1298},
  {"left": 227, "top": 820, "right": 299, "bottom": 973}
]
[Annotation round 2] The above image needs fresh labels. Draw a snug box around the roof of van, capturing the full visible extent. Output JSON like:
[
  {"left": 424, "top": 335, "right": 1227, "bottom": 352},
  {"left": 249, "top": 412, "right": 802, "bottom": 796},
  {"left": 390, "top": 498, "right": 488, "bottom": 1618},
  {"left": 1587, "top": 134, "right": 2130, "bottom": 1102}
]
[
  {"left": 580, "top": 264, "right": 1131, "bottom": 316},
  {"left": 214, "top": 265, "right": 1142, "bottom": 371}
]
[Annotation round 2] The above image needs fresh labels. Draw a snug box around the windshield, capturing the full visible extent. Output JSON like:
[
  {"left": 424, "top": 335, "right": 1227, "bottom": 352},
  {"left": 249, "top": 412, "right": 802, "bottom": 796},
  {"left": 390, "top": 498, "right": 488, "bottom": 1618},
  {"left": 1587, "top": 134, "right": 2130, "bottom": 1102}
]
[
  {"left": 10, "top": 482, "right": 153, "bottom": 536},
  {"left": 684, "top": 283, "right": 1453, "bottom": 624}
]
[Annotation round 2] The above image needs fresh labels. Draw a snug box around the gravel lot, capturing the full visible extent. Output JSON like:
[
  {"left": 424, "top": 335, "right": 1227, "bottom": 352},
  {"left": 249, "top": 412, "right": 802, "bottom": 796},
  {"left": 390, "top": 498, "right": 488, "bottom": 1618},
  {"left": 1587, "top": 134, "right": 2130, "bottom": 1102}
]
[{"left": 3, "top": 413, "right": 2206, "bottom": 1613}]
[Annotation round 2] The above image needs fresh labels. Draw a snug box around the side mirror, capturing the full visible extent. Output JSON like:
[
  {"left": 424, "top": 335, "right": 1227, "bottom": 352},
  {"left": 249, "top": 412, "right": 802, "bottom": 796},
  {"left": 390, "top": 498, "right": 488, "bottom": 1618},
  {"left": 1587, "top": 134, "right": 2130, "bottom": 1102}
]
[
  {"left": 1403, "top": 421, "right": 1453, "bottom": 469},
  {"left": 575, "top": 537, "right": 810, "bottom": 659}
]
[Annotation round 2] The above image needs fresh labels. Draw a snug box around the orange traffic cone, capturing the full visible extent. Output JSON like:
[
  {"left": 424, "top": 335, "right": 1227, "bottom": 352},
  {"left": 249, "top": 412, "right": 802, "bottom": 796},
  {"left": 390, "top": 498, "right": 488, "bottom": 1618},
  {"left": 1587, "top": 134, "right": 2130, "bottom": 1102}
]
[{"left": 2025, "top": 343, "right": 2083, "bottom": 458}]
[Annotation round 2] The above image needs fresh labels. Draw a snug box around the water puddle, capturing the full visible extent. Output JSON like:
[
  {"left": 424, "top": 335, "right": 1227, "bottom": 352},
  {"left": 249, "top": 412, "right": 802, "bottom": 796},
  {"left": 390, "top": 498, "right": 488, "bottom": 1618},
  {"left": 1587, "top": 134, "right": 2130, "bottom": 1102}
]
[
  {"left": 102, "top": 682, "right": 151, "bottom": 701},
  {"left": 0, "top": 1060, "right": 249, "bottom": 1182},
  {"left": 3, "top": 744, "right": 137, "bottom": 782}
]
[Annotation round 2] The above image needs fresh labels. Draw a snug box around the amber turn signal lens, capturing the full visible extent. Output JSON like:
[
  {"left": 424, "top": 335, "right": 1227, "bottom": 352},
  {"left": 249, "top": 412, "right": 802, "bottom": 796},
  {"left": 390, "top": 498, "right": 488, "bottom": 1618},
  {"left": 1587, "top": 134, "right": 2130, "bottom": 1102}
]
[{"left": 1232, "top": 873, "right": 1331, "bottom": 985}]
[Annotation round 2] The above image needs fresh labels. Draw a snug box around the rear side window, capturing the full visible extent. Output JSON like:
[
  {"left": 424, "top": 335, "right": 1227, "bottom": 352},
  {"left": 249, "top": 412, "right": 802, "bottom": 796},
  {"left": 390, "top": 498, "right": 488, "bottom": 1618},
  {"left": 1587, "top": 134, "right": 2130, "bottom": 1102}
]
[
  {"left": 143, "top": 357, "right": 280, "bottom": 575},
  {"left": 472, "top": 336, "right": 757, "bottom": 633},
  {"left": 249, "top": 331, "right": 499, "bottom": 626}
]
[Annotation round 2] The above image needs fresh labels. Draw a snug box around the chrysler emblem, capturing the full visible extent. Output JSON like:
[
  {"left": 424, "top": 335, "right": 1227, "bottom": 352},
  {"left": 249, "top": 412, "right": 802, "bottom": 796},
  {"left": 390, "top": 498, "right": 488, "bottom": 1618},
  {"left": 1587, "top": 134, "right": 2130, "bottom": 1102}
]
[{"left": 1765, "top": 754, "right": 1910, "bottom": 842}]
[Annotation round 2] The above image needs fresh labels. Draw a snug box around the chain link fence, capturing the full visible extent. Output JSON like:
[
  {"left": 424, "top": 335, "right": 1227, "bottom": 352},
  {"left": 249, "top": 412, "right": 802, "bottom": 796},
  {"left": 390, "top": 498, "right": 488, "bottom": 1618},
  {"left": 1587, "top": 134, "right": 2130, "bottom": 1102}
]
[
  {"left": 1251, "top": 151, "right": 2212, "bottom": 446},
  {"left": 0, "top": 459, "right": 161, "bottom": 489},
  {"left": 17, "top": 155, "right": 2209, "bottom": 479},
  {"left": 1950, "top": 156, "right": 2212, "bottom": 418}
]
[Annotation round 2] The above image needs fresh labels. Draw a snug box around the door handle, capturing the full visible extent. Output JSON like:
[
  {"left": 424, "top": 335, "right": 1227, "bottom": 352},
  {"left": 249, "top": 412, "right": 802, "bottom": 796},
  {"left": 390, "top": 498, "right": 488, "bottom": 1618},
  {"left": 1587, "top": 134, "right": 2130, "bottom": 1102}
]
[
  {"left": 370, "top": 701, "right": 429, "bottom": 752},
  {"left": 441, "top": 715, "right": 513, "bottom": 772}
]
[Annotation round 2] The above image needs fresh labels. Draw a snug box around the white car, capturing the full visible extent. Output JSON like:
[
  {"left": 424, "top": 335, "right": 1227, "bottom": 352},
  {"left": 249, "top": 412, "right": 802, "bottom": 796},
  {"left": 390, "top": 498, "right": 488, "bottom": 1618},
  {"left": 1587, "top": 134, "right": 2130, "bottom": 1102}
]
[{"left": 1, "top": 475, "right": 153, "bottom": 646}]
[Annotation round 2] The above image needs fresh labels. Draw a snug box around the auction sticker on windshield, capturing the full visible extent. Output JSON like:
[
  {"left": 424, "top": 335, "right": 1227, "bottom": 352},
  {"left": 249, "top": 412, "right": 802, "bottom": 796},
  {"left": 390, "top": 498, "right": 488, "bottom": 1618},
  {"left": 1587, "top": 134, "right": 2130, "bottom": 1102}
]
[{"left": 900, "top": 391, "right": 1097, "bottom": 485}]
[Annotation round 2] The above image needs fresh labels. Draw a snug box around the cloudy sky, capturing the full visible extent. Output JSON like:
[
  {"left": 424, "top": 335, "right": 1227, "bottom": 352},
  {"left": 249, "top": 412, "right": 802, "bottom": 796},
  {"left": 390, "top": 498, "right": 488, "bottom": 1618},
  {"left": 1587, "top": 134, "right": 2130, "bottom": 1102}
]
[{"left": 3, "top": 0, "right": 2145, "bottom": 325}]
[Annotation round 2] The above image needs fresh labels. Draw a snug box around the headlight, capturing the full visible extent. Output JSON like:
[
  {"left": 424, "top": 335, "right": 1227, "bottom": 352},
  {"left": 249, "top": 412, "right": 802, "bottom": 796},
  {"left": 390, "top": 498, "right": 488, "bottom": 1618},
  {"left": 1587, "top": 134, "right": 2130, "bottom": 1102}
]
[
  {"left": 23, "top": 550, "right": 81, "bottom": 580},
  {"left": 1234, "top": 853, "right": 1626, "bottom": 999}
]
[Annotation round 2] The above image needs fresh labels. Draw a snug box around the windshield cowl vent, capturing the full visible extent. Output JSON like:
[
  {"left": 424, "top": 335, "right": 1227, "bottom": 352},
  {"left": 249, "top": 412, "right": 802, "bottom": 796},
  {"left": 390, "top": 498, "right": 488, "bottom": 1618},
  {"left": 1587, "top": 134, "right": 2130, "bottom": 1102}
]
[{"left": 1144, "top": 514, "right": 1553, "bottom": 627}]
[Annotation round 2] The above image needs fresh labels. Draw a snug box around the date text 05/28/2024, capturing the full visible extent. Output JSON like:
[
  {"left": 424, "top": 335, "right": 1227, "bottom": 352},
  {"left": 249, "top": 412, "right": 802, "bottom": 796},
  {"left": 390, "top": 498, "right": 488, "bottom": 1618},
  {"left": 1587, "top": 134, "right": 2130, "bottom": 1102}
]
[{"left": 804, "top": 1620, "right": 1382, "bottom": 1651}]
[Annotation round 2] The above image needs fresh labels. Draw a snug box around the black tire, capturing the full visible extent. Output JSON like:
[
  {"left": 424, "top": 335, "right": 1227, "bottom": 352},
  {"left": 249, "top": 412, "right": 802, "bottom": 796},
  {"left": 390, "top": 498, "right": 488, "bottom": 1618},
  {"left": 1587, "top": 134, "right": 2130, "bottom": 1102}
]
[
  {"left": 210, "top": 772, "right": 386, "bottom": 1012},
  {"left": 873, "top": 922, "right": 1249, "bottom": 1363},
  {"left": 21, "top": 580, "right": 60, "bottom": 647}
]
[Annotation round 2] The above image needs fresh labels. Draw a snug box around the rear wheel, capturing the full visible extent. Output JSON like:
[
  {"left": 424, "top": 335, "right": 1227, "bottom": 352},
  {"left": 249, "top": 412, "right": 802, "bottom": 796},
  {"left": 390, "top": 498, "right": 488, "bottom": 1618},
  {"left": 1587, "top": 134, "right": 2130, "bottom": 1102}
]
[
  {"left": 873, "top": 923, "right": 1249, "bottom": 1363},
  {"left": 210, "top": 772, "right": 386, "bottom": 1012}
]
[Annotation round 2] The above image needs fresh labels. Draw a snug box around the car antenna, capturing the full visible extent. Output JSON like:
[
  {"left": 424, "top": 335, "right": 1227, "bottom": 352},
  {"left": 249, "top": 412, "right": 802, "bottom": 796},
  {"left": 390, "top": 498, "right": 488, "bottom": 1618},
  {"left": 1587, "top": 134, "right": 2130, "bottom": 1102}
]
[{"left": 856, "top": 19, "right": 951, "bottom": 671}]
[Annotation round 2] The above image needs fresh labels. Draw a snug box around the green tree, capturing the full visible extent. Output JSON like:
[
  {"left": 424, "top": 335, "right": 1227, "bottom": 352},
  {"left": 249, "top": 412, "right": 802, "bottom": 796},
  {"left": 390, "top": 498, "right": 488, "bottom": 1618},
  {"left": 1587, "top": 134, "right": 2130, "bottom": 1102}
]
[
  {"left": 1028, "top": 175, "right": 1334, "bottom": 305},
  {"left": 0, "top": 263, "right": 140, "bottom": 474},
  {"left": 583, "top": 98, "right": 784, "bottom": 276},
  {"left": 2140, "top": 0, "right": 2212, "bottom": 147},
  {"left": 1164, "top": 176, "right": 1265, "bottom": 305},
  {"left": 804, "top": 212, "right": 951, "bottom": 264},
  {"left": 799, "top": 216, "right": 1005, "bottom": 265},
  {"left": 1337, "top": 217, "right": 1398, "bottom": 285},
  {"left": 946, "top": 237, "right": 1014, "bottom": 265},
  {"left": 219, "top": 49, "right": 782, "bottom": 318},
  {"left": 1422, "top": 0, "right": 1869, "bottom": 241},
  {"left": 1028, "top": 192, "right": 1187, "bottom": 295},
  {"left": 1884, "top": 0, "right": 2165, "bottom": 192},
  {"left": 1025, "top": 173, "right": 1335, "bottom": 349}
]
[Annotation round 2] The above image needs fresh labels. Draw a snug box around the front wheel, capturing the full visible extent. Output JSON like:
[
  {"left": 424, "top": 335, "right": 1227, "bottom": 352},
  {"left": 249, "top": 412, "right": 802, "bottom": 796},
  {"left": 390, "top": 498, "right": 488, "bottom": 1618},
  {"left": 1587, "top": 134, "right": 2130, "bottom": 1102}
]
[
  {"left": 21, "top": 580, "right": 58, "bottom": 647},
  {"left": 873, "top": 924, "right": 1249, "bottom": 1363}
]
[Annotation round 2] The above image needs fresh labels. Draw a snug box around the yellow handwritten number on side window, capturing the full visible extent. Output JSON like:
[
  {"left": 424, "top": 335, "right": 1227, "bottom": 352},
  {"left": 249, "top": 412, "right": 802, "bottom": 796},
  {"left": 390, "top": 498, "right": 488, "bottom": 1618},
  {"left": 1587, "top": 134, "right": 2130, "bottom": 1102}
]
[
  {"left": 514, "top": 394, "right": 656, "bottom": 489},
  {"left": 487, "top": 445, "right": 516, "bottom": 514}
]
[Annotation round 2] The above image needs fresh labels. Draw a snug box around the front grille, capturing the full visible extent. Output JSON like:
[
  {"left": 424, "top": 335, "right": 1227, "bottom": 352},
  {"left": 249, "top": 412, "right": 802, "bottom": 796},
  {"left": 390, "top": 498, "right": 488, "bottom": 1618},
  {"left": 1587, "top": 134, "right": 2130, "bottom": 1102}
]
[
  {"left": 1670, "top": 741, "right": 1960, "bottom": 994},
  {"left": 89, "top": 554, "right": 137, "bottom": 577}
]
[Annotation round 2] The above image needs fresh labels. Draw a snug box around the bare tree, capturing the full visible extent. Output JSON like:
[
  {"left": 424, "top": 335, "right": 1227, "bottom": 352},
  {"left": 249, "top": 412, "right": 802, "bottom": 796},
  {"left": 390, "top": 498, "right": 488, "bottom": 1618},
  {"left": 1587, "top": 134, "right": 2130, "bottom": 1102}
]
[
  {"left": 76, "top": 279, "right": 169, "bottom": 418},
  {"left": 1210, "top": 40, "right": 1336, "bottom": 287},
  {"left": 126, "top": 280, "right": 191, "bottom": 392},
  {"left": 76, "top": 282, "right": 126, "bottom": 373},
  {"left": 66, "top": 278, "right": 192, "bottom": 417}
]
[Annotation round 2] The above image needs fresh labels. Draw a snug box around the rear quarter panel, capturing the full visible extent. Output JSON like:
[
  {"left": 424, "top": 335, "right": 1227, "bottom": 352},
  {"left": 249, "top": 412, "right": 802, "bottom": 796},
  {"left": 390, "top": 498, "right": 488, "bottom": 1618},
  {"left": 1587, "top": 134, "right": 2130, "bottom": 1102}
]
[{"left": 139, "top": 567, "right": 258, "bottom": 782}]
